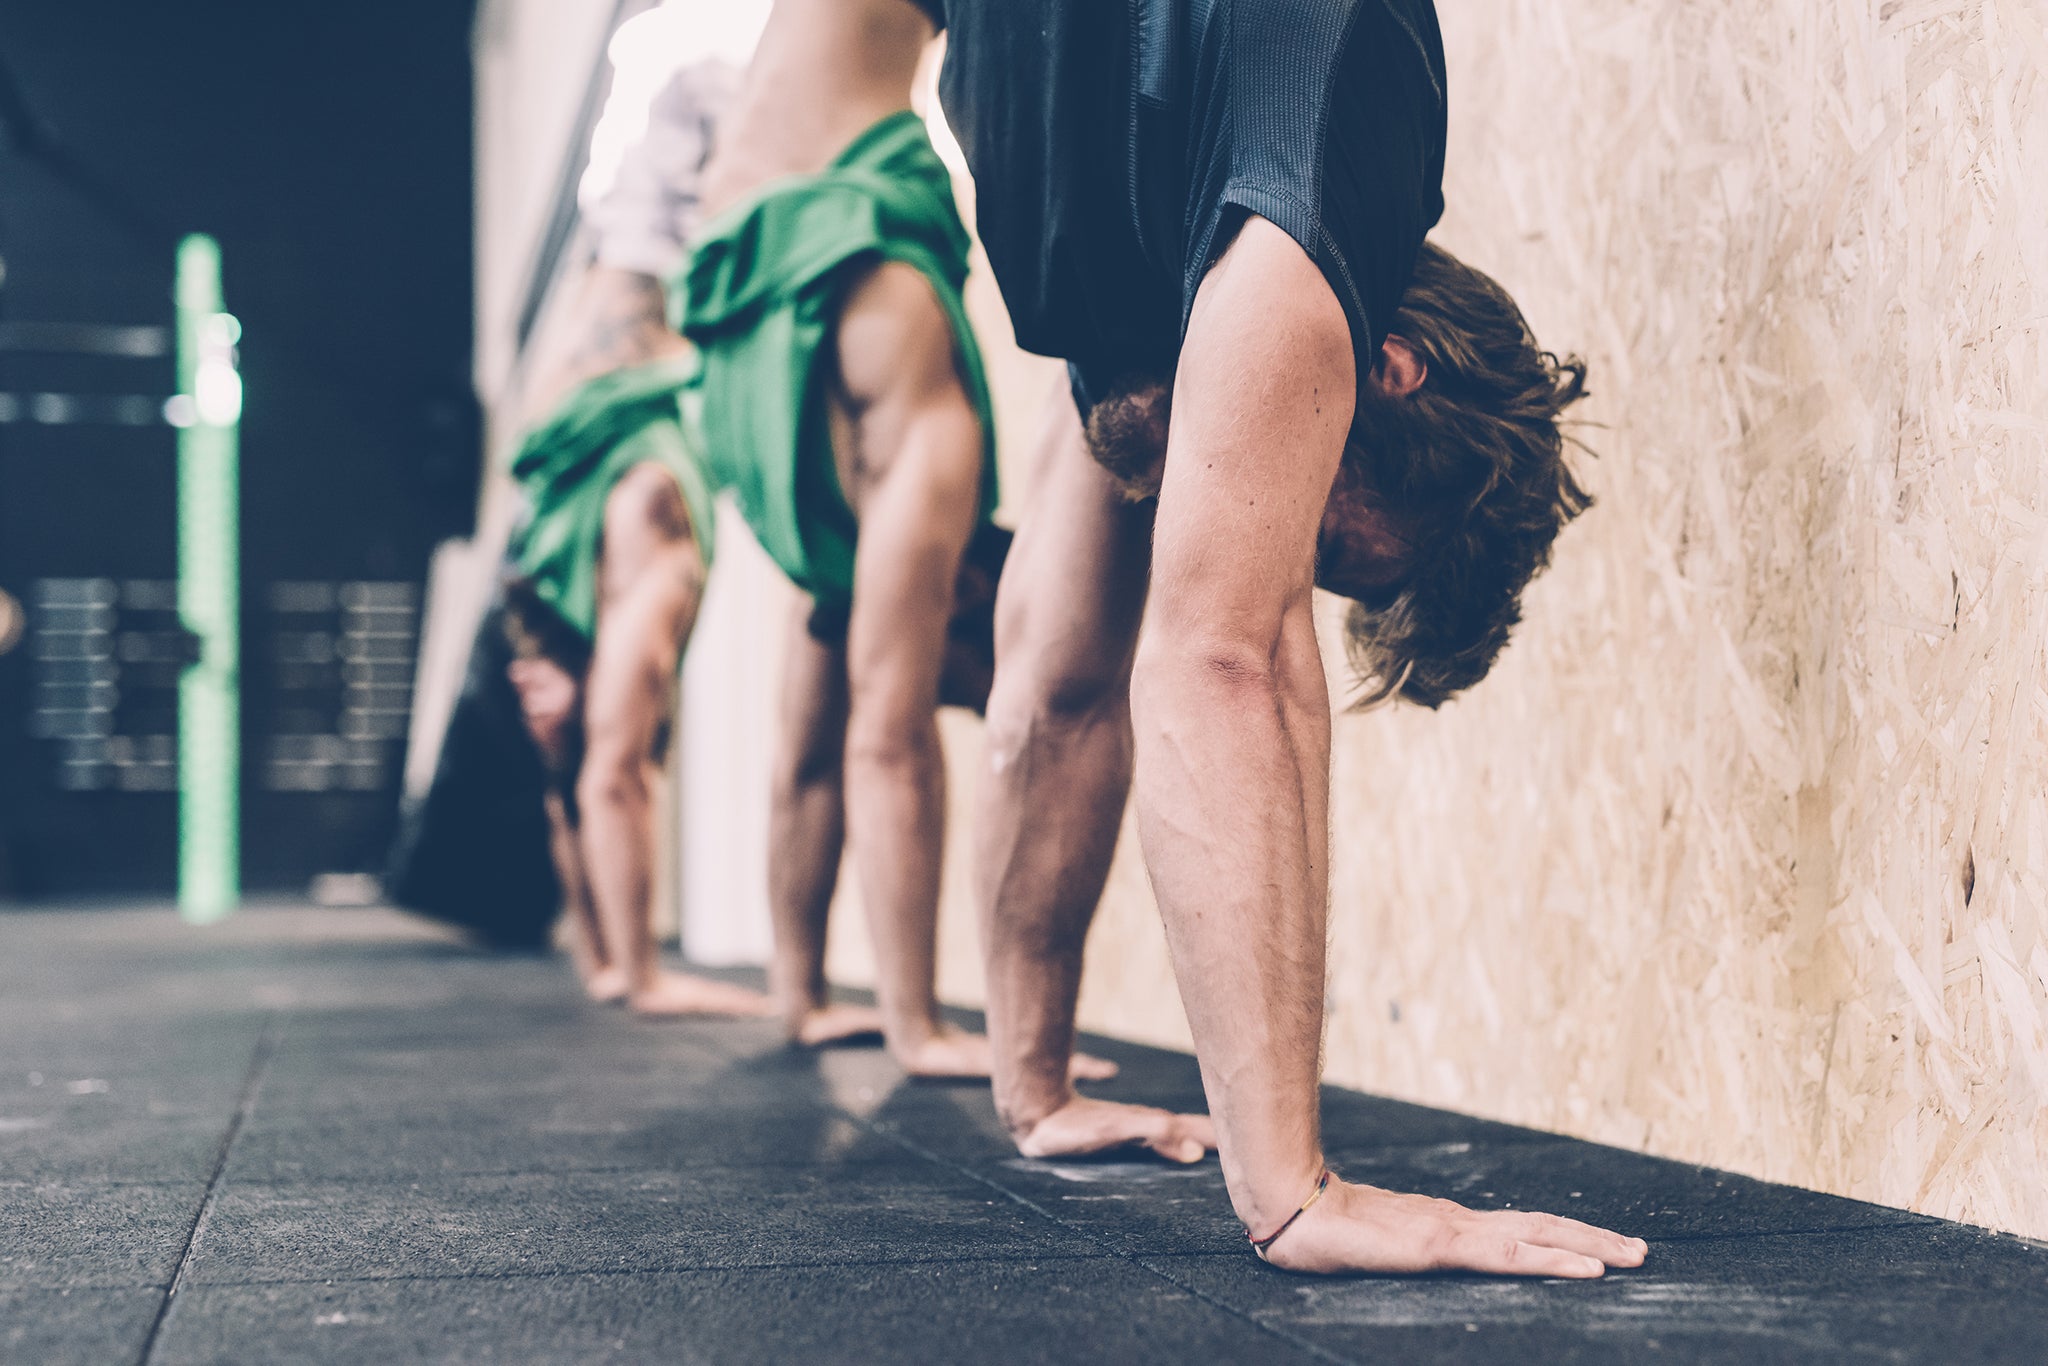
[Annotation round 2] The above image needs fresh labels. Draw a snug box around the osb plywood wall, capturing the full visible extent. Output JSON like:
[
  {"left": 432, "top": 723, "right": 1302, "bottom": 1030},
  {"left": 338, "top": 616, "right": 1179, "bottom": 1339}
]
[
  {"left": 839, "top": 4, "right": 2048, "bottom": 1238},
  {"left": 1327, "top": 0, "right": 2048, "bottom": 1237}
]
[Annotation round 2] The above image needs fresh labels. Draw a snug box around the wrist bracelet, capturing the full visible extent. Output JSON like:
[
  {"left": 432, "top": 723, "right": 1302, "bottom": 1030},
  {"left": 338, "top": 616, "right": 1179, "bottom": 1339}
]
[{"left": 1248, "top": 1168, "right": 1333, "bottom": 1262}]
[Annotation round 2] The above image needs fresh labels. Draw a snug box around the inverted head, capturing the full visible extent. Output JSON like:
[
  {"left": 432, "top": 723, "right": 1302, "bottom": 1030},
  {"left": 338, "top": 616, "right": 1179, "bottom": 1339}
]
[{"left": 1337, "top": 243, "right": 1592, "bottom": 707}]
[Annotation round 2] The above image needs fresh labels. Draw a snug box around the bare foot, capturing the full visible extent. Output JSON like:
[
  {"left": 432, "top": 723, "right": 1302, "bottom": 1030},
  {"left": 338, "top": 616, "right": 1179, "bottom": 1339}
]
[
  {"left": 1255, "top": 1176, "right": 1648, "bottom": 1277},
  {"left": 627, "top": 970, "right": 776, "bottom": 1018},
  {"left": 786, "top": 1002, "right": 888, "bottom": 1048},
  {"left": 581, "top": 965, "right": 630, "bottom": 1005},
  {"left": 1015, "top": 1097, "right": 1215, "bottom": 1164},
  {"left": 892, "top": 1027, "right": 1119, "bottom": 1081}
]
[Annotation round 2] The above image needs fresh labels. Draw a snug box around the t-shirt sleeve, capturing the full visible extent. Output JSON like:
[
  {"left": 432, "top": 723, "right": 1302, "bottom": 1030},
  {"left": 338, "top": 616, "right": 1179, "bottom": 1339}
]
[{"left": 1186, "top": 0, "right": 1447, "bottom": 380}]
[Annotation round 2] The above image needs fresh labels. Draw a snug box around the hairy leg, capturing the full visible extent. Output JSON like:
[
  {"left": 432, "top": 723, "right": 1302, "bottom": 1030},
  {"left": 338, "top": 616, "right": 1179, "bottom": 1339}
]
[
  {"left": 767, "top": 600, "right": 883, "bottom": 1045},
  {"left": 973, "top": 387, "right": 1208, "bottom": 1159},
  {"left": 580, "top": 463, "right": 771, "bottom": 1019}
]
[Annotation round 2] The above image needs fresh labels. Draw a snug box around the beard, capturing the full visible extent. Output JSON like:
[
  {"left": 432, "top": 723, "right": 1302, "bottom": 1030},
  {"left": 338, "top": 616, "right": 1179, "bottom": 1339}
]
[
  {"left": 1082, "top": 373, "right": 1174, "bottom": 500},
  {"left": 1346, "top": 379, "right": 1481, "bottom": 517}
]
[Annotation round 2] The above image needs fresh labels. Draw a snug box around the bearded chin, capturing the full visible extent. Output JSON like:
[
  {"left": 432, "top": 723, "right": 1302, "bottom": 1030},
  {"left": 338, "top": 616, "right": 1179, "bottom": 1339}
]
[{"left": 1083, "top": 376, "right": 1174, "bottom": 499}]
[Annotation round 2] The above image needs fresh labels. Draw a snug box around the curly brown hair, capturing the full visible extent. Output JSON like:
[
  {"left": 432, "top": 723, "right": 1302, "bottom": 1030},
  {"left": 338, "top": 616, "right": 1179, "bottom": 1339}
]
[{"left": 1341, "top": 243, "right": 1593, "bottom": 709}]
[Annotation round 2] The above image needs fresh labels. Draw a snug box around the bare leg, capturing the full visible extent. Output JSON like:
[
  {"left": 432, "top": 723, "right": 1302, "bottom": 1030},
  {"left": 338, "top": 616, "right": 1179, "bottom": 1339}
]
[
  {"left": 975, "top": 389, "right": 1209, "bottom": 1159},
  {"left": 579, "top": 464, "right": 773, "bottom": 1019},
  {"left": 768, "top": 600, "right": 884, "bottom": 1045}
]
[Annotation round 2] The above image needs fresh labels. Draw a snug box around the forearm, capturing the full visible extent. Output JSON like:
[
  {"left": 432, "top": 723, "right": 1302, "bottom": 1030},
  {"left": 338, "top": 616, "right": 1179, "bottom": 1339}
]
[
  {"left": 1130, "top": 610, "right": 1330, "bottom": 1232},
  {"left": 843, "top": 715, "right": 947, "bottom": 1042},
  {"left": 767, "top": 765, "right": 844, "bottom": 1010},
  {"left": 543, "top": 792, "right": 605, "bottom": 972},
  {"left": 976, "top": 698, "right": 1131, "bottom": 1132},
  {"left": 576, "top": 761, "right": 658, "bottom": 985}
]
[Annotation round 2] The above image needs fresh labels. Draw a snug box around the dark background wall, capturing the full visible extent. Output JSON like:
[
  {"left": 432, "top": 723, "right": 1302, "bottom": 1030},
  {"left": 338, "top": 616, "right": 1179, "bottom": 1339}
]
[{"left": 0, "top": 0, "right": 478, "bottom": 896}]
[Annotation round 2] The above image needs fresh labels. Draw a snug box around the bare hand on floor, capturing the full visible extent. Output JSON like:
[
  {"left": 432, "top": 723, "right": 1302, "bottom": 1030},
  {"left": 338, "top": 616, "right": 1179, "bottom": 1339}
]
[
  {"left": 893, "top": 1025, "right": 1119, "bottom": 1082},
  {"left": 1015, "top": 1096, "right": 1217, "bottom": 1164},
  {"left": 624, "top": 970, "right": 777, "bottom": 1018},
  {"left": 1258, "top": 1177, "right": 1648, "bottom": 1278}
]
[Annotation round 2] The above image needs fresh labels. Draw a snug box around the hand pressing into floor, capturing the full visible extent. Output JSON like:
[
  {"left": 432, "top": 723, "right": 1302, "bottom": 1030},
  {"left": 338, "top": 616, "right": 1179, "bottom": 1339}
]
[
  {"left": 625, "top": 969, "right": 778, "bottom": 1018},
  {"left": 1014, "top": 1096, "right": 1217, "bottom": 1165},
  {"left": 892, "top": 1024, "right": 1119, "bottom": 1081},
  {"left": 579, "top": 965, "right": 631, "bottom": 1005},
  {"left": 1253, "top": 1175, "right": 1648, "bottom": 1277},
  {"left": 784, "top": 1001, "right": 889, "bottom": 1047}
]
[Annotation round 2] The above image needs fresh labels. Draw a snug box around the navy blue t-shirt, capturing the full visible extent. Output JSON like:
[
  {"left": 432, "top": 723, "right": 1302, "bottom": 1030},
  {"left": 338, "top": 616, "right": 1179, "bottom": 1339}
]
[{"left": 937, "top": 0, "right": 1447, "bottom": 409}]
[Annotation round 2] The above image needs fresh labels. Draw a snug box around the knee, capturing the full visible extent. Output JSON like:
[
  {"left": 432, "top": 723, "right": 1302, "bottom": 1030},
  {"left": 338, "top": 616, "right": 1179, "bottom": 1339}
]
[{"left": 575, "top": 742, "right": 645, "bottom": 813}]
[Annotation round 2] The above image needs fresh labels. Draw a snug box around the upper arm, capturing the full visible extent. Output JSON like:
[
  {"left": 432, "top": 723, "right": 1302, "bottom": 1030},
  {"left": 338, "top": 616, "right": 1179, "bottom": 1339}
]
[{"left": 1146, "top": 216, "right": 1357, "bottom": 663}]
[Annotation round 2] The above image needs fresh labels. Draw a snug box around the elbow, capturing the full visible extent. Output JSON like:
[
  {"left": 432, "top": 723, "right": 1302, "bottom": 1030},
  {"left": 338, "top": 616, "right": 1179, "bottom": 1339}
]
[
  {"left": 1132, "top": 632, "right": 1280, "bottom": 707},
  {"left": 1129, "top": 631, "right": 1287, "bottom": 740},
  {"left": 842, "top": 713, "right": 940, "bottom": 779},
  {"left": 773, "top": 741, "right": 843, "bottom": 801},
  {"left": 575, "top": 748, "right": 646, "bottom": 814}
]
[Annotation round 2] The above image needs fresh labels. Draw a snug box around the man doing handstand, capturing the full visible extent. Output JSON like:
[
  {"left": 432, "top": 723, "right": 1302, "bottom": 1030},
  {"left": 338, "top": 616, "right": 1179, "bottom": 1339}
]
[
  {"left": 501, "top": 34, "right": 761, "bottom": 1019},
  {"left": 676, "top": 0, "right": 1109, "bottom": 1078},
  {"left": 510, "top": 0, "right": 1110, "bottom": 1078},
  {"left": 936, "top": 0, "right": 1649, "bottom": 1274}
]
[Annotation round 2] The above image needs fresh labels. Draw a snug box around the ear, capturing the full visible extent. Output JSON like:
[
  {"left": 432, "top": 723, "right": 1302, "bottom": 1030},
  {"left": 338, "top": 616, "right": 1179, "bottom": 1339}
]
[{"left": 1371, "top": 336, "right": 1427, "bottom": 398}]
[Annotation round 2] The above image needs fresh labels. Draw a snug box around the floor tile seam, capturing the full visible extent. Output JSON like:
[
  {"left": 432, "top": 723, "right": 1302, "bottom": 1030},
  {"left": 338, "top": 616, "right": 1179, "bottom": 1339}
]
[
  {"left": 178, "top": 1251, "right": 1115, "bottom": 1291},
  {"left": 852, "top": 1118, "right": 1362, "bottom": 1366},
  {"left": 210, "top": 1159, "right": 924, "bottom": 1186},
  {"left": 134, "top": 1012, "right": 283, "bottom": 1366},
  {"left": 0, "top": 1277, "right": 174, "bottom": 1295}
]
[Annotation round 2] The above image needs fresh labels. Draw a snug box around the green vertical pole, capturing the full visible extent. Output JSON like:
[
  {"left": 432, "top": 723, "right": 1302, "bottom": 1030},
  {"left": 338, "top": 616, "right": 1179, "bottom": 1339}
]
[{"left": 176, "top": 234, "right": 241, "bottom": 923}]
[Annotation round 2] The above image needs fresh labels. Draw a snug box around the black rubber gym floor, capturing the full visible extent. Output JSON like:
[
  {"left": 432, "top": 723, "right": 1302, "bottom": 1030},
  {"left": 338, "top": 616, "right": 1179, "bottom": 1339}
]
[{"left": 4, "top": 903, "right": 2044, "bottom": 1364}]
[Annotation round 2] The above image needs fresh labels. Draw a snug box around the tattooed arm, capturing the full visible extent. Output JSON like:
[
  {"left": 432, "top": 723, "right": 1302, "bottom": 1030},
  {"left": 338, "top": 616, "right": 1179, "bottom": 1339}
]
[{"left": 521, "top": 266, "right": 689, "bottom": 426}]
